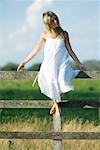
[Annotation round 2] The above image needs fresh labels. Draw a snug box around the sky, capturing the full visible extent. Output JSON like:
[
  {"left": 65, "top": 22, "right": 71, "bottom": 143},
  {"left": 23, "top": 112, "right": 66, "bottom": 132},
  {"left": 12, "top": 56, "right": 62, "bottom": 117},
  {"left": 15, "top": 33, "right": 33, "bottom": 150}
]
[{"left": 0, "top": 0, "right": 100, "bottom": 68}]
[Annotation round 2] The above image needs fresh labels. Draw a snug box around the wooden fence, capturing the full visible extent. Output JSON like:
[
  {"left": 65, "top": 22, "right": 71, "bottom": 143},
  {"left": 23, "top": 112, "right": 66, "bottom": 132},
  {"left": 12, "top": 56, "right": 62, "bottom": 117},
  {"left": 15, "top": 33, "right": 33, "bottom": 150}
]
[{"left": 0, "top": 71, "right": 100, "bottom": 150}]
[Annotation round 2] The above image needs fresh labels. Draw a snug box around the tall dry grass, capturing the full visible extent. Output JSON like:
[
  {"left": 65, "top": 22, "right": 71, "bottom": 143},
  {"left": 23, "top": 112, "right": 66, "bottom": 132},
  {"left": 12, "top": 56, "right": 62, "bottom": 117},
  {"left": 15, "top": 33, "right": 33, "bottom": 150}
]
[{"left": 0, "top": 117, "right": 100, "bottom": 150}]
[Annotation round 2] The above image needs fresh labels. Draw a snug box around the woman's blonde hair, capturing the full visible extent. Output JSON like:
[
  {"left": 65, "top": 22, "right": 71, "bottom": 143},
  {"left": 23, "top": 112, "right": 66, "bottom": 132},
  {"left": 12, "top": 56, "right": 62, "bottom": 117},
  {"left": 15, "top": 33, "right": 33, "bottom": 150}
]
[{"left": 43, "top": 11, "right": 64, "bottom": 39}]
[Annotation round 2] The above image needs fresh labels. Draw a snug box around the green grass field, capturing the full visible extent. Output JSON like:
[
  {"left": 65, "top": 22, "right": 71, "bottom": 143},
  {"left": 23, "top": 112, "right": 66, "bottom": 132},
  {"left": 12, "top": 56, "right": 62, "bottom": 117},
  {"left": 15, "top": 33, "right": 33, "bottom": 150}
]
[
  {"left": 0, "top": 79, "right": 99, "bottom": 124},
  {"left": 0, "top": 79, "right": 100, "bottom": 100},
  {"left": 0, "top": 79, "right": 100, "bottom": 150}
]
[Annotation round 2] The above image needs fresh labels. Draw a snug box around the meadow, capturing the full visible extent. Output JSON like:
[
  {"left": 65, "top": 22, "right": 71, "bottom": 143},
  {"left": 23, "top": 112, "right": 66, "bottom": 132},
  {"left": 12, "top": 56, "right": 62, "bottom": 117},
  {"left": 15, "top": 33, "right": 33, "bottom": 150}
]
[{"left": 0, "top": 79, "right": 100, "bottom": 149}]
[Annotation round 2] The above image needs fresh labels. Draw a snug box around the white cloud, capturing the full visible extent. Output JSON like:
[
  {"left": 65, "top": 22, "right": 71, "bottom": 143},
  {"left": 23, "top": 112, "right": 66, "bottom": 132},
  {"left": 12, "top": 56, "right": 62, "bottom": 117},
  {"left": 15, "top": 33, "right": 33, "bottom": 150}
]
[
  {"left": 8, "top": 24, "right": 28, "bottom": 42},
  {"left": 26, "top": 0, "right": 45, "bottom": 28},
  {"left": 7, "top": 0, "right": 53, "bottom": 43},
  {"left": 0, "top": 0, "right": 54, "bottom": 67}
]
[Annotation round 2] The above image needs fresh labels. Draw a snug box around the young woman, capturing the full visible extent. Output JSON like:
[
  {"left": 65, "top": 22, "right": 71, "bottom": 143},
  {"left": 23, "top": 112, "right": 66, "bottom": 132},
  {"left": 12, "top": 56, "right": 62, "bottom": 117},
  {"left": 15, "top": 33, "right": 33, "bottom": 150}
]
[{"left": 17, "top": 11, "right": 86, "bottom": 116}]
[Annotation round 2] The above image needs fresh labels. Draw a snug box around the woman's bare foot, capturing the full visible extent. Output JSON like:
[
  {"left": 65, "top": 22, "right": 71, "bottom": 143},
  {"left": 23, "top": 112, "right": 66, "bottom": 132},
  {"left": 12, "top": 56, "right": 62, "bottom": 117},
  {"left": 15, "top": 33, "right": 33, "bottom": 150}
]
[
  {"left": 50, "top": 100, "right": 60, "bottom": 116},
  {"left": 50, "top": 102, "right": 56, "bottom": 114}
]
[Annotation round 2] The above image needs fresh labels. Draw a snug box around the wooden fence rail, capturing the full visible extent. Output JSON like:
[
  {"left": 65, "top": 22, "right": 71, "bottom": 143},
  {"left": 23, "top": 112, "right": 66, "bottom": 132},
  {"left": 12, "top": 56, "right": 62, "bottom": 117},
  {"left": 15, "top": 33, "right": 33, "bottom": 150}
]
[
  {"left": 0, "top": 100, "right": 100, "bottom": 108},
  {"left": 0, "top": 71, "right": 100, "bottom": 150},
  {"left": 0, "top": 132, "right": 100, "bottom": 140},
  {"left": 0, "top": 71, "right": 100, "bottom": 79}
]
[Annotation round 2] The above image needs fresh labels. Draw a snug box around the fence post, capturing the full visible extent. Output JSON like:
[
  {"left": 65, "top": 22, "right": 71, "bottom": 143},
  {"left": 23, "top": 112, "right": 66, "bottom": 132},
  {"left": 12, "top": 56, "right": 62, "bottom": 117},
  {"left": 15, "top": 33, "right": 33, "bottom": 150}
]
[{"left": 53, "top": 109, "right": 62, "bottom": 150}]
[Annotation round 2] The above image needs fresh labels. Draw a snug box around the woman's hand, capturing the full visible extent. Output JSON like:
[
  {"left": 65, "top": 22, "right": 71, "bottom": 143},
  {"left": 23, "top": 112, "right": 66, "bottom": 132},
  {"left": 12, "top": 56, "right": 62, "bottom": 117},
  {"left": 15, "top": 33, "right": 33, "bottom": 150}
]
[
  {"left": 17, "top": 63, "right": 25, "bottom": 72},
  {"left": 78, "top": 63, "right": 86, "bottom": 72}
]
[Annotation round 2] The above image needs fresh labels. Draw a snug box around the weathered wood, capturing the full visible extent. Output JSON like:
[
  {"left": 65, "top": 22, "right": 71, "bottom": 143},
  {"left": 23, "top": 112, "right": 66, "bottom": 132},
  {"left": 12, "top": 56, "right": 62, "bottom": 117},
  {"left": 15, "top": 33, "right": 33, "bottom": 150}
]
[
  {"left": 0, "top": 132, "right": 99, "bottom": 140},
  {"left": 53, "top": 114, "right": 62, "bottom": 150},
  {"left": 0, "top": 71, "right": 38, "bottom": 80},
  {"left": 58, "top": 100, "right": 100, "bottom": 108},
  {"left": 0, "top": 71, "right": 100, "bottom": 80},
  {"left": 0, "top": 100, "right": 99, "bottom": 108},
  {"left": 0, "top": 100, "right": 51, "bottom": 108}
]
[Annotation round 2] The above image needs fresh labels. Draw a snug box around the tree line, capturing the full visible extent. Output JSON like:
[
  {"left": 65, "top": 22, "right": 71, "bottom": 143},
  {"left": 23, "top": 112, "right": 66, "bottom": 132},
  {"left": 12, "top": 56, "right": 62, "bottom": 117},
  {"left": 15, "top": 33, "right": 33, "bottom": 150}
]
[{"left": 0, "top": 60, "right": 100, "bottom": 71}]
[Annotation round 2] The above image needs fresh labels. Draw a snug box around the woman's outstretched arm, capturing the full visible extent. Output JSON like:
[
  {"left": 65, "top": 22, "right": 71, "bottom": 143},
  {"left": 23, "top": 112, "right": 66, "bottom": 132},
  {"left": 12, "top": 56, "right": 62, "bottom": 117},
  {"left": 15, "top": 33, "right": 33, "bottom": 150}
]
[
  {"left": 64, "top": 31, "right": 86, "bottom": 71},
  {"left": 17, "top": 33, "right": 46, "bottom": 72}
]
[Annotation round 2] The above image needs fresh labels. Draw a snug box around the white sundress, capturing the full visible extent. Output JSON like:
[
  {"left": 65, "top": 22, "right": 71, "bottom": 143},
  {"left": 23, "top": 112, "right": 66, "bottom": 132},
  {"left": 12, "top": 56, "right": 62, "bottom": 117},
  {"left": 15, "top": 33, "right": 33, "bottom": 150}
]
[{"left": 33, "top": 37, "right": 80, "bottom": 103}]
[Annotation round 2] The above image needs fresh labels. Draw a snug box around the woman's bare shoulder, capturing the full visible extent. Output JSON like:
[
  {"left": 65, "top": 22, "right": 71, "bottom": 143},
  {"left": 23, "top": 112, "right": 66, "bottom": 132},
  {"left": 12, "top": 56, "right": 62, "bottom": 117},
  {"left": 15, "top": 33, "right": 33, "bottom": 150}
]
[{"left": 41, "top": 31, "right": 48, "bottom": 40}]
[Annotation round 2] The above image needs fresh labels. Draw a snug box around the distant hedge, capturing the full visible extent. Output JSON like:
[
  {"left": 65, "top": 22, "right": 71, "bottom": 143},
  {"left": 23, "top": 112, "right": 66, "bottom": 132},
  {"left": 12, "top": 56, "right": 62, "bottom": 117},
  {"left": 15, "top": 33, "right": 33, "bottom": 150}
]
[
  {"left": 0, "top": 60, "right": 100, "bottom": 71},
  {"left": 0, "top": 63, "right": 18, "bottom": 71}
]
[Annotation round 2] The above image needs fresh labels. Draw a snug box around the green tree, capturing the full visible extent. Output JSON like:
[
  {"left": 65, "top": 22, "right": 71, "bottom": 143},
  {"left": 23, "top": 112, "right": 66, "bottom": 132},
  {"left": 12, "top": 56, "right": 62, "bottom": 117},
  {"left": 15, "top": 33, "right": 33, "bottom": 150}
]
[
  {"left": 27, "top": 63, "right": 41, "bottom": 71},
  {"left": 0, "top": 63, "right": 18, "bottom": 71}
]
